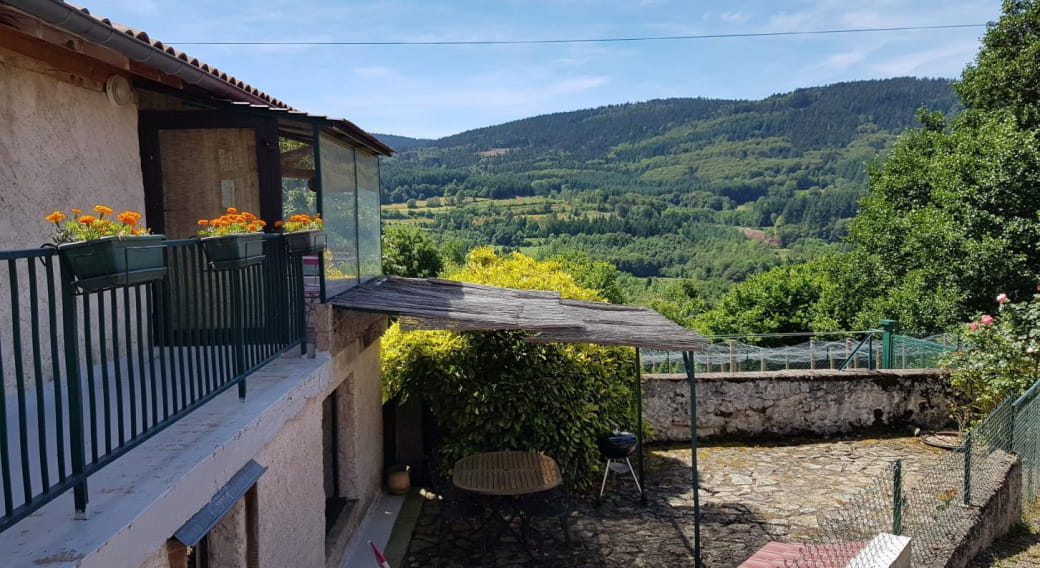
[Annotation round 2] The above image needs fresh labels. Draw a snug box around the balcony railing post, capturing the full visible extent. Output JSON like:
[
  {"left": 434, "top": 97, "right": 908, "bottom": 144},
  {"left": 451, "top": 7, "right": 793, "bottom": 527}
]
[
  {"left": 232, "top": 268, "right": 247, "bottom": 400},
  {"left": 58, "top": 257, "right": 89, "bottom": 518}
]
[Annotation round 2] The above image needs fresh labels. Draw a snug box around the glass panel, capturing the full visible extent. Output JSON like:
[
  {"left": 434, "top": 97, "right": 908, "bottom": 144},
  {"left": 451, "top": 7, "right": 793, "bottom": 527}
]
[
  {"left": 356, "top": 152, "right": 382, "bottom": 282},
  {"left": 318, "top": 133, "right": 358, "bottom": 296},
  {"left": 280, "top": 135, "right": 316, "bottom": 217},
  {"left": 280, "top": 134, "right": 320, "bottom": 289}
]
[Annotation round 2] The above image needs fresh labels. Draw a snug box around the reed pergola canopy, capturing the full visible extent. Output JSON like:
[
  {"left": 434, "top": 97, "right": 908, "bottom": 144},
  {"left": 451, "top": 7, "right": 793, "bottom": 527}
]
[{"left": 327, "top": 276, "right": 708, "bottom": 351}]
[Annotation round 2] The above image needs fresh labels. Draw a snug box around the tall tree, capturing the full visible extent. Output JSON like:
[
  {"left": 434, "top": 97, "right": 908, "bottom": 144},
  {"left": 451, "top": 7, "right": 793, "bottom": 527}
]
[{"left": 842, "top": 1, "right": 1040, "bottom": 333}]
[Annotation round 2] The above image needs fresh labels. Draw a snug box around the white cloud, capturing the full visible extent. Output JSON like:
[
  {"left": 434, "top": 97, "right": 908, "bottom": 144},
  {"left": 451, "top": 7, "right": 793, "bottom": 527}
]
[
  {"left": 372, "top": 75, "right": 608, "bottom": 109},
  {"left": 870, "top": 42, "right": 978, "bottom": 76},
  {"left": 818, "top": 49, "right": 870, "bottom": 69},
  {"left": 719, "top": 11, "right": 749, "bottom": 24},
  {"left": 354, "top": 66, "right": 407, "bottom": 80}
]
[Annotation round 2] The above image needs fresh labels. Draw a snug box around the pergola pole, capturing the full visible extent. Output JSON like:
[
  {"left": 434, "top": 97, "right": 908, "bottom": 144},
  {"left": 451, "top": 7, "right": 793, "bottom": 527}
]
[
  {"left": 682, "top": 351, "right": 702, "bottom": 567},
  {"left": 635, "top": 348, "right": 647, "bottom": 505}
]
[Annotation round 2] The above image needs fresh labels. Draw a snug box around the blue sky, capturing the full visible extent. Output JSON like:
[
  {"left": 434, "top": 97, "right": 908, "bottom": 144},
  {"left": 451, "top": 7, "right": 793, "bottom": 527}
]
[{"left": 86, "top": 0, "right": 999, "bottom": 139}]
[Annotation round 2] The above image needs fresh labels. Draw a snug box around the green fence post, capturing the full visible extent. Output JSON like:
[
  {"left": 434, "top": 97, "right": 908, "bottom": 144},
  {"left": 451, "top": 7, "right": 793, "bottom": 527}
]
[
  {"left": 682, "top": 352, "right": 702, "bottom": 568},
  {"left": 58, "top": 258, "right": 88, "bottom": 518},
  {"left": 893, "top": 459, "right": 903, "bottom": 535},
  {"left": 879, "top": 319, "right": 896, "bottom": 369},
  {"left": 963, "top": 431, "right": 973, "bottom": 505}
]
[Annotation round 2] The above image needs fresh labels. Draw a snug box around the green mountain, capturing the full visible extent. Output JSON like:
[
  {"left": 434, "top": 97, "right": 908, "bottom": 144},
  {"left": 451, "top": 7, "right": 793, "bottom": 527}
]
[
  {"left": 372, "top": 133, "right": 434, "bottom": 152},
  {"left": 379, "top": 77, "right": 959, "bottom": 298}
]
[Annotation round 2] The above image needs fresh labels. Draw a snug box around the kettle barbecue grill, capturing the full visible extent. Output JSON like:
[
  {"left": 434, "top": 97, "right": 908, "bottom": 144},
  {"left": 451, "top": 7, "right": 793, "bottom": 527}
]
[{"left": 596, "top": 431, "right": 643, "bottom": 500}]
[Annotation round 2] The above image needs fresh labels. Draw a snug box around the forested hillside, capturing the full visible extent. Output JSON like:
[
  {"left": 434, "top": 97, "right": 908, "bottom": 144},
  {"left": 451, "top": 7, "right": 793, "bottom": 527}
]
[{"left": 378, "top": 77, "right": 959, "bottom": 307}]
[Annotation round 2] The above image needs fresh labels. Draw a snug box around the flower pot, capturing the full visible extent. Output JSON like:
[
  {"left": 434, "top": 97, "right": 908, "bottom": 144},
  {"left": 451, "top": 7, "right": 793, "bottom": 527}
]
[
  {"left": 199, "top": 233, "right": 265, "bottom": 270},
  {"left": 58, "top": 234, "right": 167, "bottom": 292},
  {"left": 386, "top": 465, "right": 411, "bottom": 495},
  {"left": 283, "top": 229, "right": 327, "bottom": 255}
]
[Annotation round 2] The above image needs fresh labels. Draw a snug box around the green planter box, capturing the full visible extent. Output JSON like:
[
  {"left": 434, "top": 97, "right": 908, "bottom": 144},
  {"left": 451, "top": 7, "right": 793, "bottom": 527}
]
[
  {"left": 58, "top": 234, "right": 167, "bottom": 292},
  {"left": 283, "top": 229, "right": 327, "bottom": 255},
  {"left": 200, "top": 233, "right": 265, "bottom": 270}
]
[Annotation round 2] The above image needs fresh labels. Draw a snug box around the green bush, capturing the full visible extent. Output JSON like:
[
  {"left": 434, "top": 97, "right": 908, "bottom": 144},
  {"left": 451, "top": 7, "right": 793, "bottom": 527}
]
[
  {"left": 382, "top": 248, "right": 637, "bottom": 487},
  {"left": 943, "top": 291, "right": 1040, "bottom": 424}
]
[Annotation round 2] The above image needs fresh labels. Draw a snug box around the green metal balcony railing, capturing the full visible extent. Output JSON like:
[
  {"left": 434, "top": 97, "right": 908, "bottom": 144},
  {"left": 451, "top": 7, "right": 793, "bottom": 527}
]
[{"left": 0, "top": 234, "right": 306, "bottom": 532}]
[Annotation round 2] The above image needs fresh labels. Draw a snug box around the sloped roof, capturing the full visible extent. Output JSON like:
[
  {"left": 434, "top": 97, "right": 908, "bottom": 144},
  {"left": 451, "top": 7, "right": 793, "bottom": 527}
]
[
  {"left": 3, "top": 0, "right": 393, "bottom": 155},
  {"left": 328, "top": 276, "right": 709, "bottom": 351}
]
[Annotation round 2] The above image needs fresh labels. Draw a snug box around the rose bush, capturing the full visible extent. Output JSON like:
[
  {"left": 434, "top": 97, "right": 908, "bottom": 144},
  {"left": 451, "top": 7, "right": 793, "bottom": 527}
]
[{"left": 942, "top": 291, "right": 1040, "bottom": 422}]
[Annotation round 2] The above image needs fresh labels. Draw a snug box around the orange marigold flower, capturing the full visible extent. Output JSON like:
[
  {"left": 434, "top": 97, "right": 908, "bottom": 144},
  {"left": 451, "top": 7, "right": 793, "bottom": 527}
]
[
  {"left": 45, "top": 211, "right": 66, "bottom": 223},
  {"left": 93, "top": 204, "right": 114, "bottom": 216},
  {"left": 78, "top": 215, "right": 97, "bottom": 225},
  {"left": 70, "top": 208, "right": 82, "bottom": 215},
  {"left": 132, "top": 228, "right": 146, "bottom": 236},
  {"left": 117, "top": 210, "right": 141, "bottom": 225},
  {"left": 257, "top": 219, "right": 266, "bottom": 227},
  {"left": 274, "top": 220, "right": 284, "bottom": 227},
  {"left": 242, "top": 211, "right": 256, "bottom": 221},
  {"left": 197, "top": 219, "right": 210, "bottom": 226},
  {"left": 226, "top": 207, "right": 238, "bottom": 214}
]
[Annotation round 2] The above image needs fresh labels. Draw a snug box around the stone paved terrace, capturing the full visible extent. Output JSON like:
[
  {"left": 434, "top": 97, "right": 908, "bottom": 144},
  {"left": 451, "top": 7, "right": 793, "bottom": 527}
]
[{"left": 400, "top": 436, "right": 948, "bottom": 567}]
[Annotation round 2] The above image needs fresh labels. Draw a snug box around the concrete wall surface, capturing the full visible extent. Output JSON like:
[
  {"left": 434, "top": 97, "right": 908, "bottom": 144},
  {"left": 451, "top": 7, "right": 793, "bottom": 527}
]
[
  {"left": 0, "top": 46, "right": 146, "bottom": 394},
  {"left": 643, "top": 369, "right": 955, "bottom": 441},
  {"left": 0, "top": 46, "right": 145, "bottom": 249}
]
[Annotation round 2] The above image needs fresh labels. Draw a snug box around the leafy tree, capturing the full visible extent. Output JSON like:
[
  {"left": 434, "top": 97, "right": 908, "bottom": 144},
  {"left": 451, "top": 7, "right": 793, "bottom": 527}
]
[
  {"left": 382, "top": 248, "right": 637, "bottom": 486},
  {"left": 847, "top": 111, "right": 1040, "bottom": 333},
  {"left": 693, "top": 260, "right": 833, "bottom": 344},
  {"left": 381, "top": 224, "right": 444, "bottom": 278},
  {"left": 550, "top": 250, "right": 627, "bottom": 304},
  {"left": 958, "top": 0, "right": 1040, "bottom": 128}
]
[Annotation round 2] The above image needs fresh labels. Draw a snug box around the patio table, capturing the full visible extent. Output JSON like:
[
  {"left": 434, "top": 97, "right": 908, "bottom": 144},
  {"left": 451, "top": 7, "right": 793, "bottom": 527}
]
[
  {"left": 452, "top": 451, "right": 563, "bottom": 557},
  {"left": 453, "top": 451, "right": 561, "bottom": 496}
]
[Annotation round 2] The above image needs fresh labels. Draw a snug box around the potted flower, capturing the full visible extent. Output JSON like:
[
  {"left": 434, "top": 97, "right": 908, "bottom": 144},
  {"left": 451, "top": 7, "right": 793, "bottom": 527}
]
[
  {"left": 275, "top": 213, "right": 325, "bottom": 255},
  {"left": 197, "top": 207, "right": 267, "bottom": 270},
  {"left": 46, "top": 205, "right": 166, "bottom": 292}
]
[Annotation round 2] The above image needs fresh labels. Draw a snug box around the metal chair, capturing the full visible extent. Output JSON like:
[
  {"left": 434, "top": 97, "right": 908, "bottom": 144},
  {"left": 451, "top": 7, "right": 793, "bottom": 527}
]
[
  {"left": 517, "top": 460, "right": 573, "bottom": 547},
  {"left": 426, "top": 454, "right": 489, "bottom": 548}
]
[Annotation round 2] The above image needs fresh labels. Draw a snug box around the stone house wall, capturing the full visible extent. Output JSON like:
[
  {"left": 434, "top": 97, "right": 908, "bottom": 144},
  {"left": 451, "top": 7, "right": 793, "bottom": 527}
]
[
  {"left": 0, "top": 46, "right": 146, "bottom": 394},
  {"left": 643, "top": 369, "right": 955, "bottom": 442}
]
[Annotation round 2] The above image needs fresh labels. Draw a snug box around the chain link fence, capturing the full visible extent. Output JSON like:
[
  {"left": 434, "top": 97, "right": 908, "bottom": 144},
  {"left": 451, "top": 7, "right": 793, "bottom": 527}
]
[
  {"left": 642, "top": 333, "right": 954, "bottom": 374},
  {"left": 788, "top": 379, "right": 1038, "bottom": 568}
]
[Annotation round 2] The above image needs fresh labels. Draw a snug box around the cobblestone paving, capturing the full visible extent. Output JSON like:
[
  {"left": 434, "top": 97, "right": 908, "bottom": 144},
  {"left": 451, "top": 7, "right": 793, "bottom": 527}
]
[{"left": 401, "top": 437, "right": 947, "bottom": 567}]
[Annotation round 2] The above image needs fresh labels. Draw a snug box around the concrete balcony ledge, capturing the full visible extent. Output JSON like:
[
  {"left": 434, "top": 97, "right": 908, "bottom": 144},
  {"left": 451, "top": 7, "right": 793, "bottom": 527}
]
[{"left": 0, "top": 352, "right": 333, "bottom": 568}]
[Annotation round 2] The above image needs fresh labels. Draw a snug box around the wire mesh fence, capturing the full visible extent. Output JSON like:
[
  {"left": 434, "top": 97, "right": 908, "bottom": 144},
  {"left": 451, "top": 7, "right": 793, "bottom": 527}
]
[
  {"left": 788, "top": 378, "right": 1037, "bottom": 568},
  {"left": 642, "top": 332, "right": 954, "bottom": 374}
]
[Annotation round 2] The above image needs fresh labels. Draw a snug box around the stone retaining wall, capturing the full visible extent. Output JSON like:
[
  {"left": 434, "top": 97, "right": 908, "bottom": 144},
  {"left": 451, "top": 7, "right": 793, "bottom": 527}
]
[
  {"left": 941, "top": 453, "right": 1022, "bottom": 568},
  {"left": 643, "top": 369, "right": 955, "bottom": 441}
]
